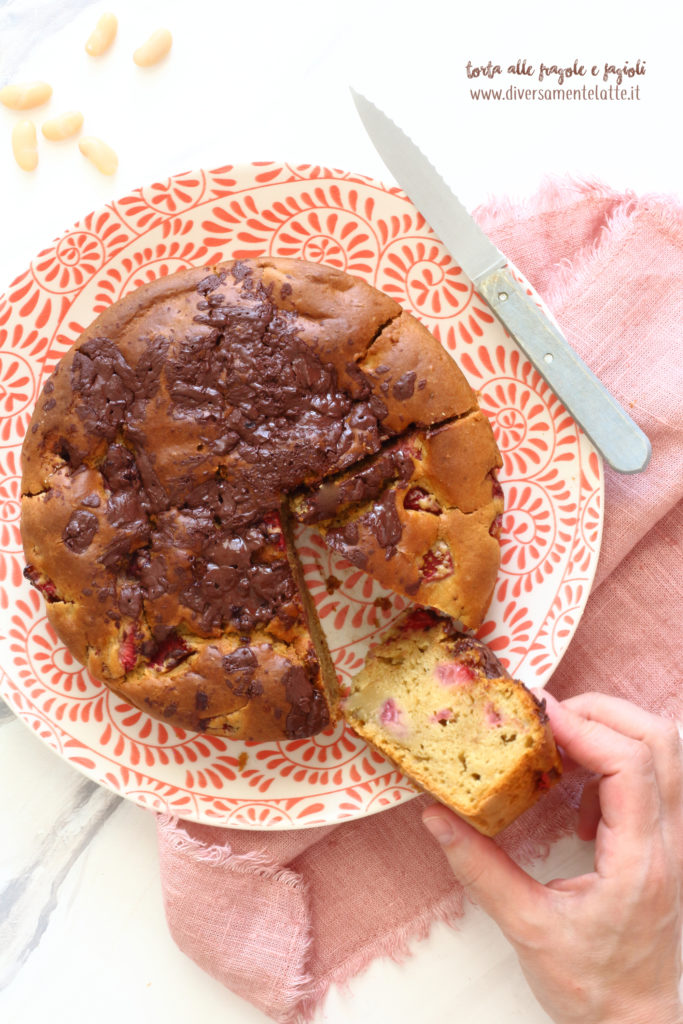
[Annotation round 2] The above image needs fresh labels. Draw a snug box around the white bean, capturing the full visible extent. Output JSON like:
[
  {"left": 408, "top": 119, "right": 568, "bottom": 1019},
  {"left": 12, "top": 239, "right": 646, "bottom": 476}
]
[
  {"left": 42, "top": 111, "right": 84, "bottom": 141},
  {"left": 79, "top": 136, "right": 118, "bottom": 175},
  {"left": 0, "top": 81, "right": 52, "bottom": 110},
  {"left": 133, "top": 28, "right": 172, "bottom": 67},
  {"left": 12, "top": 120, "right": 38, "bottom": 171},
  {"left": 85, "top": 13, "right": 118, "bottom": 56}
]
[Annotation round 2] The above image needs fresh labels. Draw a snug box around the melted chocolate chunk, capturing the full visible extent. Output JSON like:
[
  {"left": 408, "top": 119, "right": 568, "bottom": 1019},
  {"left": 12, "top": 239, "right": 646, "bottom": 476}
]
[
  {"left": 324, "top": 520, "right": 366, "bottom": 569},
  {"left": 196, "top": 271, "right": 227, "bottom": 295},
  {"left": 392, "top": 371, "right": 416, "bottom": 400},
  {"left": 363, "top": 492, "right": 402, "bottom": 553},
  {"left": 71, "top": 337, "right": 138, "bottom": 440},
  {"left": 283, "top": 666, "right": 329, "bottom": 739},
  {"left": 118, "top": 583, "right": 142, "bottom": 618},
  {"left": 63, "top": 510, "right": 98, "bottom": 553},
  {"left": 195, "top": 690, "right": 209, "bottom": 711},
  {"left": 223, "top": 646, "right": 263, "bottom": 698},
  {"left": 449, "top": 634, "right": 507, "bottom": 679}
]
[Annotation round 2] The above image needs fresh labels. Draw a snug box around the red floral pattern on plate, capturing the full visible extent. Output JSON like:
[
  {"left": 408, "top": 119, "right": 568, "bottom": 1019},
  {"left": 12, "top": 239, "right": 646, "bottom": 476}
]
[
  {"left": 0, "top": 164, "right": 603, "bottom": 828},
  {"left": 377, "top": 237, "right": 475, "bottom": 318}
]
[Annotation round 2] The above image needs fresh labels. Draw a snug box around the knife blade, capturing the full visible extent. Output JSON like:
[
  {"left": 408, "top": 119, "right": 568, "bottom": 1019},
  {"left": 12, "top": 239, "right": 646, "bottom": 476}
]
[{"left": 350, "top": 89, "right": 651, "bottom": 474}]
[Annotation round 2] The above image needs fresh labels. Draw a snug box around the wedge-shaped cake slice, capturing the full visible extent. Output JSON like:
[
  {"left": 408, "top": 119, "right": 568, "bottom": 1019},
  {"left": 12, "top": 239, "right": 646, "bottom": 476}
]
[
  {"left": 343, "top": 609, "right": 562, "bottom": 836},
  {"left": 292, "top": 411, "right": 504, "bottom": 630}
]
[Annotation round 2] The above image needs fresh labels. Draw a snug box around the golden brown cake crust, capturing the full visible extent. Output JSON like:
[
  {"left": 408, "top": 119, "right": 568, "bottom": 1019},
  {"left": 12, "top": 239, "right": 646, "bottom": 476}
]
[{"left": 21, "top": 257, "right": 493, "bottom": 740}]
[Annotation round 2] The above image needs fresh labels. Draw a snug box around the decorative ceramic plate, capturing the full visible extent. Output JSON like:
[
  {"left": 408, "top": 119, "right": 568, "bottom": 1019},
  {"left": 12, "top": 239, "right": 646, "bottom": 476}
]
[{"left": 0, "top": 163, "right": 603, "bottom": 829}]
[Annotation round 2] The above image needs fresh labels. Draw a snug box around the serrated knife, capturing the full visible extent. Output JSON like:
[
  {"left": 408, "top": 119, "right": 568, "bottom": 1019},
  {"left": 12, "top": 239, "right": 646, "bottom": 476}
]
[{"left": 351, "top": 89, "right": 651, "bottom": 474}]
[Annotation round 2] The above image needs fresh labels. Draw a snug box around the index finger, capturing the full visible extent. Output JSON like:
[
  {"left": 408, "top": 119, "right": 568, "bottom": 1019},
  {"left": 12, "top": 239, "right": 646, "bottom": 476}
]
[
  {"left": 542, "top": 692, "right": 661, "bottom": 836},
  {"left": 561, "top": 691, "right": 683, "bottom": 814}
]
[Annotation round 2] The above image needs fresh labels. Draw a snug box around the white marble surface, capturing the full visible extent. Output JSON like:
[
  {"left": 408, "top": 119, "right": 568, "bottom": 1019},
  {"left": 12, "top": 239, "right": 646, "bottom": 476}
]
[{"left": 1, "top": 1, "right": 680, "bottom": 1022}]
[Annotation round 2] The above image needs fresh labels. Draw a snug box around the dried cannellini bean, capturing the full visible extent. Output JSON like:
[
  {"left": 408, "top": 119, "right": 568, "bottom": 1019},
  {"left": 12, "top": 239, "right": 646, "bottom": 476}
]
[
  {"left": 0, "top": 81, "right": 52, "bottom": 110},
  {"left": 79, "top": 136, "right": 118, "bottom": 175},
  {"left": 42, "top": 111, "right": 84, "bottom": 141},
  {"left": 85, "top": 13, "right": 118, "bottom": 56},
  {"left": 12, "top": 120, "right": 38, "bottom": 171},
  {"left": 133, "top": 28, "right": 172, "bottom": 67}
]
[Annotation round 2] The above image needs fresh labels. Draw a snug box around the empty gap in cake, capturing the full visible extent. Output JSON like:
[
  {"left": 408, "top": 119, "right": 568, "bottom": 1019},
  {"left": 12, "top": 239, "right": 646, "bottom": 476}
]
[{"left": 279, "top": 498, "right": 340, "bottom": 718}]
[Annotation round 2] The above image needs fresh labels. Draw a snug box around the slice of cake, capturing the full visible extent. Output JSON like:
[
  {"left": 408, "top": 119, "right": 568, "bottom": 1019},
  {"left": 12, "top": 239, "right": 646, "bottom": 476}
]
[
  {"left": 291, "top": 412, "right": 504, "bottom": 630},
  {"left": 342, "top": 608, "right": 562, "bottom": 835}
]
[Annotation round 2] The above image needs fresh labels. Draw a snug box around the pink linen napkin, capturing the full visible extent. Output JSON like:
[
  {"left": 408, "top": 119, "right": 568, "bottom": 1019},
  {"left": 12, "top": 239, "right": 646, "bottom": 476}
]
[{"left": 156, "top": 179, "right": 683, "bottom": 1023}]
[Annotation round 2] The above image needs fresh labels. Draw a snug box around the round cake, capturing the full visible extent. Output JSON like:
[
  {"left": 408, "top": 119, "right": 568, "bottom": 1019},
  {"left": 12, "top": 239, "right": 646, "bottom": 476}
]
[{"left": 20, "top": 257, "right": 503, "bottom": 741}]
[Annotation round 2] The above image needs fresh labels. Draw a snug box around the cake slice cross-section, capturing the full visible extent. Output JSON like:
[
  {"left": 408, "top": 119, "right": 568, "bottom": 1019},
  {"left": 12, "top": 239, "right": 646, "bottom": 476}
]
[{"left": 343, "top": 608, "right": 562, "bottom": 836}]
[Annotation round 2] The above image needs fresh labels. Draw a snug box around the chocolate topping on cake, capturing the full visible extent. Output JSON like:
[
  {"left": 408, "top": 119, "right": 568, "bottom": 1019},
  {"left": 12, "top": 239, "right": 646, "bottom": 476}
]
[{"left": 20, "top": 256, "right": 498, "bottom": 741}]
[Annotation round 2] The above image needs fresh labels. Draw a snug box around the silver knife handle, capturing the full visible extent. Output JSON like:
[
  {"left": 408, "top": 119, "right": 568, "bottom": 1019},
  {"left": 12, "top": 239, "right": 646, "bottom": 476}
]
[{"left": 477, "top": 268, "right": 651, "bottom": 474}]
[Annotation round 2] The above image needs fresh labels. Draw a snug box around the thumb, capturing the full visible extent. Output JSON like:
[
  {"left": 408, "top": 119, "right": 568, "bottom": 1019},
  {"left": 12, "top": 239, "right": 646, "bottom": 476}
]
[{"left": 421, "top": 804, "right": 544, "bottom": 934}]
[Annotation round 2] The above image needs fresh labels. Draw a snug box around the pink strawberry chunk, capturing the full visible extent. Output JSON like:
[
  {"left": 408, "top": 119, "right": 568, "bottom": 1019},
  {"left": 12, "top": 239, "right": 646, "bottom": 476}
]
[
  {"left": 403, "top": 487, "right": 442, "bottom": 514},
  {"left": 119, "top": 626, "right": 139, "bottom": 671},
  {"left": 420, "top": 542, "right": 454, "bottom": 581},
  {"left": 380, "top": 698, "right": 401, "bottom": 724},
  {"left": 398, "top": 607, "right": 442, "bottom": 632},
  {"left": 484, "top": 701, "right": 503, "bottom": 726},
  {"left": 435, "top": 661, "right": 475, "bottom": 687},
  {"left": 149, "top": 631, "right": 192, "bottom": 670},
  {"left": 262, "top": 511, "right": 286, "bottom": 550},
  {"left": 23, "top": 564, "right": 59, "bottom": 603}
]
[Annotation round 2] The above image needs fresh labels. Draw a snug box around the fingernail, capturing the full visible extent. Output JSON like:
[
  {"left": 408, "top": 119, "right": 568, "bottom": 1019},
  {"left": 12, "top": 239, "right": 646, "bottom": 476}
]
[
  {"left": 422, "top": 810, "right": 456, "bottom": 846},
  {"left": 531, "top": 686, "right": 556, "bottom": 705}
]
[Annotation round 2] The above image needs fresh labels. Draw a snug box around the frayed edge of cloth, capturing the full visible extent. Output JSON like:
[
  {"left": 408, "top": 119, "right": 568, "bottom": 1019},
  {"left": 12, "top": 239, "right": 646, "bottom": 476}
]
[
  {"left": 290, "top": 793, "right": 582, "bottom": 1023},
  {"left": 473, "top": 174, "right": 629, "bottom": 228},
  {"left": 473, "top": 174, "right": 682, "bottom": 233},
  {"left": 543, "top": 192, "right": 683, "bottom": 316},
  {"left": 288, "top": 886, "right": 467, "bottom": 1024},
  {"left": 474, "top": 175, "right": 683, "bottom": 318},
  {"left": 156, "top": 815, "right": 318, "bottom": 1016},
  {"left": 156, "top": 814, "right": 306, "bottom": 890}
]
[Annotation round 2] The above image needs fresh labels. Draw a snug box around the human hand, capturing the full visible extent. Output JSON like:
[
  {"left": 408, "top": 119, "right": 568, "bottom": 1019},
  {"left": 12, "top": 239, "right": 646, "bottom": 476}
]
[{"left": 422, "top": 691, "right": 683, "bottom": 1024}]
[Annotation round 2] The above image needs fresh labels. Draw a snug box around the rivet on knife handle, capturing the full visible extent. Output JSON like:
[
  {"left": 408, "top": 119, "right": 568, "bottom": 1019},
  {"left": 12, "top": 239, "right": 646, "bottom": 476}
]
[{"left": 477, "top": 268, "right": 652, "bottom": 474}]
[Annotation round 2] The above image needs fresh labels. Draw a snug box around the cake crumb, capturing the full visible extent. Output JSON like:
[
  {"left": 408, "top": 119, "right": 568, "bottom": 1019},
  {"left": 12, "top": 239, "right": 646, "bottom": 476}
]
[{"left": 325, "top": 575, "right": 342, "bottom": 593}]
